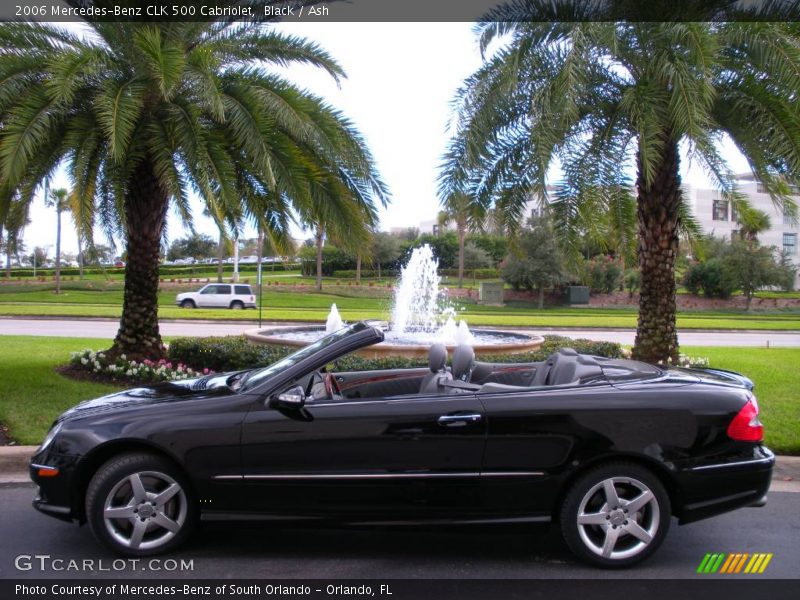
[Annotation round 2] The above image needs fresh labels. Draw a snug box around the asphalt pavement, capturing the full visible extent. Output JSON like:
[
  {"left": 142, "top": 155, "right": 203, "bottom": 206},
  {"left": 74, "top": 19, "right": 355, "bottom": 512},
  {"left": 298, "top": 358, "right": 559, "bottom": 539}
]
[
  {"left": 0, "top": 483, "right": 797, "bottom": 580},
  {"left": 1, "top": 317, "right": 799, "bottom": 346}
]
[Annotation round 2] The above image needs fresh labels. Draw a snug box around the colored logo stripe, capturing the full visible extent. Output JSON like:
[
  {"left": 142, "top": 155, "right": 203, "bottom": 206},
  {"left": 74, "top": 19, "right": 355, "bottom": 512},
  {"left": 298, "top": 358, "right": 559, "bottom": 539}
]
[{"left": 698, "top": 553, "right": 773, "bottom": 574}]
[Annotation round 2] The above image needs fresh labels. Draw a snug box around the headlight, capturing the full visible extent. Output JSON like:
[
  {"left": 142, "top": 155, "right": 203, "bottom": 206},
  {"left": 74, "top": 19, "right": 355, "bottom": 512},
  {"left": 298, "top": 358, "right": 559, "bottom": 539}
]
[{"left": 38, "top": 422, "right": 63, "bottom": 453}]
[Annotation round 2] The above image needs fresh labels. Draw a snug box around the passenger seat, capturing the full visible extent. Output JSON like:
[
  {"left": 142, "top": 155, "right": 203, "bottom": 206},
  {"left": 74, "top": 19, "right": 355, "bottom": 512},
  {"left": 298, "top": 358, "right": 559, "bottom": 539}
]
[{"left": 419, "top": 344, "right": 452, "bottom": 394}]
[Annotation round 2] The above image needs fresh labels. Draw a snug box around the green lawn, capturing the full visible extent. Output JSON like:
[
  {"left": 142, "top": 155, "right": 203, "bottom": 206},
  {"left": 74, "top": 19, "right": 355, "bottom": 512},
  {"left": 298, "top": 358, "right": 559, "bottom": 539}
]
[
  {"left": 0, "top": 336, "right": 797, "bottom": 454},
  {"left": 682, "top": 346, "right": 800, "bottom": 455},
  {"left": 0, "top": 282, "right": 798, "bottom": 330},
  {"left": 0, "top": 336, "right": 120, "bottom": 445}
]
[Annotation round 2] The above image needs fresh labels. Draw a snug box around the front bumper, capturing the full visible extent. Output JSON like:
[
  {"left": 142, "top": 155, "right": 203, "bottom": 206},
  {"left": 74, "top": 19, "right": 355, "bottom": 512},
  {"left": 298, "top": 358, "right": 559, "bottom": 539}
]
[
  {"left": 29, "top": 450, "right": 80, "bottom": 523},
  {"left": 675, "top": 446, "right": 774, "bottom": 524}
]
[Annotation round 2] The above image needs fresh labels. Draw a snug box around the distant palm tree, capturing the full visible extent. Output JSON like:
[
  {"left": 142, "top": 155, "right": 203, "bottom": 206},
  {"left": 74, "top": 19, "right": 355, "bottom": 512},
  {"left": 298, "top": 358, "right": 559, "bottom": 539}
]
[
  {"left": 0, "top": 19, "right": 387, "bottom": 359},
  {"left": 46, "top": 187, "right": 69, "bottom": 293},
  {"left": 441, "top": 12, "right": 800, "bottom": 364},
  {"left": 2, "top": 195, "right": 28, "bottom": 278},
  {"left": 737, "top": 206, "right": 772, "bottom": 245},
  {"left": 438, "top": 191, "right": 484, "bottom": 288}
]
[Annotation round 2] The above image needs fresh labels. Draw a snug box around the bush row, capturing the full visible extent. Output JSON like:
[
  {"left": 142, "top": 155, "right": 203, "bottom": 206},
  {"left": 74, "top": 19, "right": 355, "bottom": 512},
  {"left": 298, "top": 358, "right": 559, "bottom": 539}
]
[
  {"left": 167, "top": 334, "right": 625, "bottom": 374},
  {"left": 439, "top": 268, "right": 500, "bottom": 279},
  {"left": 2, "top": 262, "right": 301, "bottom": 278},
  {"left": 332, "top": 269, "right": 400, "bottom": 279}
]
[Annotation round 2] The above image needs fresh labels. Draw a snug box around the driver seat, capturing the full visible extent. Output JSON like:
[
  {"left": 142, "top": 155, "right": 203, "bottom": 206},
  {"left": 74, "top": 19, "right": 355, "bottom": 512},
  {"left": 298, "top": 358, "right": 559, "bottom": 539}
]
[{"left": 419, "top": 344, "right": 452, "bottom": 394}]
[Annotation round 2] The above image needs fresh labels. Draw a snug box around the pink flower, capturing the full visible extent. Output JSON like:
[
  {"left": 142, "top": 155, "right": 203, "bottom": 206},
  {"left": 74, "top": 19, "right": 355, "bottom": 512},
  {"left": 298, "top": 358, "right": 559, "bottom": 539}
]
[{"left": 203, "top": 368, "right": 209, "bottom": 374}]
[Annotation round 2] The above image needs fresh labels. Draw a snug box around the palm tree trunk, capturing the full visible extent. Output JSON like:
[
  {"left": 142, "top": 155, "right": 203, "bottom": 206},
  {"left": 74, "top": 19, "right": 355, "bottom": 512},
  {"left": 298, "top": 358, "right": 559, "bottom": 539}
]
[
  {"left": 216, "top": 230, "right": 225, "bottom": 283},
  {"left": 356, "top": 253, "right": 361, "bottom": 285},
  {"left": 457, "top": 225, "right": 466, "bottom": 288},
  {"left": 54, "top": 207, "right": 62, "bottom": 294},
  {"left": 0, "top": 226, "right": 4, "bottom": 279},
  {"left": 77, "top": 234, "right": 84, "bottom": 280},
  {"left": 315, "top": 223, "right": 324, "bottom": 292},
  {"left": 632, "top": 136, "right": 681, "bottom": 365},
  {"left": 111, "top": 158, "right": 169, "bottom": 360},
  {"left": 538, "top": 285, "right": 544, "bottom": 309}
]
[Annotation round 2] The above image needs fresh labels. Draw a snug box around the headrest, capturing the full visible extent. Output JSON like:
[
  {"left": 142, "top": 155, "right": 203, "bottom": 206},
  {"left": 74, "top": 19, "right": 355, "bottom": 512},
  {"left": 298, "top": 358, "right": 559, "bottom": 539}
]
[
  {"left": 559, "top": 348, "right": 578, "bottom": 356},
  {"left": 428, "top": 343, "right": 448, "bottom": 373},
  {"left": 452, "top": 345, "right": 476, "bottom": 381}
]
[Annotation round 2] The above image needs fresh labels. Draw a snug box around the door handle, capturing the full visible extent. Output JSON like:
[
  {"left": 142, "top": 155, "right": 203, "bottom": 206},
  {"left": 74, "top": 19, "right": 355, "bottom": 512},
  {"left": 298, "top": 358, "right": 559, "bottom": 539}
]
[{"left": 438, "top": 413, "right": 482, "bottom": 426}]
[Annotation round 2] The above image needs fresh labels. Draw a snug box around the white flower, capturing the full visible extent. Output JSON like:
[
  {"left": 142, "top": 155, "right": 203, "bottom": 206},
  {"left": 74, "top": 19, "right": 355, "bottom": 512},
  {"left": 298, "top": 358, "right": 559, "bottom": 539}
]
[
  {"left": 120, "top": 354, "right": 126, "bottom": 361},
  {"left": 125, "top": 369, "right": 133, "bottom": 376},
  {"left": 81, "top": 358, "right": 88, "bottom": 365}
]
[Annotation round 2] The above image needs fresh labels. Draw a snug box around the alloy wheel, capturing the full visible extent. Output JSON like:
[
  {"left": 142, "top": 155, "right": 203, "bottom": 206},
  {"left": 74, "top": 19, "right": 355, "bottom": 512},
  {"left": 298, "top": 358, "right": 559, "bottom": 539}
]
[
  {"left": 102, "top": 470, "right": 188, "bottom": 551},
  {"left": 575, "top": 476, "right": 660, "bottom": 560}
]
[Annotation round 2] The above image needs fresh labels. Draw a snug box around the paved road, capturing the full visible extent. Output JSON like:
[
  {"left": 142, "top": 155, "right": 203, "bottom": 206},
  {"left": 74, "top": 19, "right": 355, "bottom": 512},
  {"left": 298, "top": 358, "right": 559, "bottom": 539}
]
[
  {"left": 1, "top": 317, "right": 798, "bottom": 346},
  {"left": 0, "top": 484, "right": 797, "bottom": 580}
]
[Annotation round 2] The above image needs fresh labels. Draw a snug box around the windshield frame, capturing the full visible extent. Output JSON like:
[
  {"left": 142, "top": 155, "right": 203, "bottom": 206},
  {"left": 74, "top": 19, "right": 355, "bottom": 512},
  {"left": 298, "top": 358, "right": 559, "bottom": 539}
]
[{"left": 239, "top": 322, "right": 380, "bottom": 393}]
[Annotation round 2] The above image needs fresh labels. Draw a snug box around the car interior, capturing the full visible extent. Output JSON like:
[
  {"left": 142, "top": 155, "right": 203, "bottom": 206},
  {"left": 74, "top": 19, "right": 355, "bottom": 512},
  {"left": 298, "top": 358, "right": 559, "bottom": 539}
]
[{"left": 296, "top": 345, "right": 620, "bottom": 402}]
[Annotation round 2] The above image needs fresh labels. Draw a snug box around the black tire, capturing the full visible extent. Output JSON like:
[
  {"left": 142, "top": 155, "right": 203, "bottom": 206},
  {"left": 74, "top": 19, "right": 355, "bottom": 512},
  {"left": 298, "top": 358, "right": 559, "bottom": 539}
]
[
  {"left": 230, "top": 300, "right": 244, "bottom": 310},
  {"left": 85, "top": 452, "right": 195, "bottom": 557},
  {"left": 180, "top": 299, "right": 195, "bottom": 309},
  {"left": 560, "top": 462, "right": 670, "bottom": 568}
]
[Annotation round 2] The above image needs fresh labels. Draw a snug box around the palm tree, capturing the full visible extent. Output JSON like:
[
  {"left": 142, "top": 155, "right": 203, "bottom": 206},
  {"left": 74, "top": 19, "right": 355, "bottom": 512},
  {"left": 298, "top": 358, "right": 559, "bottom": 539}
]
[
  {"left": 46, "top": 186, "right": 70, "bottom": 293},
  {"left": 0, "top": 19, "right": 387, "bottom": 359},
  {"left": 737, "top": 206, "right": 772, "bottom": 245},
  {"left": 438, "top": 191, "right": 484, "bottom": 288},
  {"left": 441, "top": 14, "right": 800, "bottom": 364},
  {"left": 2, "top": 195, "right": 28, "bottom": 278}
]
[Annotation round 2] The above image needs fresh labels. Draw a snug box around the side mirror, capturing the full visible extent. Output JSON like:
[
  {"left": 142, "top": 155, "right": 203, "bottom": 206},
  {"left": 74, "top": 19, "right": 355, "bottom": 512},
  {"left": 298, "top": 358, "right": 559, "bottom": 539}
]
[{"left": 271, "top": 386, "right": 306, "bottom": 409}]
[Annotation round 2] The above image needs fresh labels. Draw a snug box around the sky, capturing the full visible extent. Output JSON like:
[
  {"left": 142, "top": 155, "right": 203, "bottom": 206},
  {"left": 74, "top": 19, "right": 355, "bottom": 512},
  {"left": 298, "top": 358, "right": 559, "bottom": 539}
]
[{"left": 18, "top": 21, "right": 752, "bottom": 259}]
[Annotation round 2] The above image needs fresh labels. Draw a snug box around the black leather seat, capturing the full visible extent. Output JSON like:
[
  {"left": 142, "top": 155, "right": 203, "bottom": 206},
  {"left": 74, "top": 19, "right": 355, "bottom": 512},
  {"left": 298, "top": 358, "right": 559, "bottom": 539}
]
[{"left": 419, "top": 344, "right": 452, "bottom": 394}]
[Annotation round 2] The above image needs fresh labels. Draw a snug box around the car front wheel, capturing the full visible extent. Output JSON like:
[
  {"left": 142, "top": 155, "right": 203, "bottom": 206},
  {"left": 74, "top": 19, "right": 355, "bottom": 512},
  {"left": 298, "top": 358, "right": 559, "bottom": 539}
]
[
  {"left": 560, "top": 462, "right": 670, "bottom": 568},
  {"left": 85, "top": 453, "right": 195, "bottom": 556},
  {"left": 180, "top": 299, "right": 195, "bottom": 309}
]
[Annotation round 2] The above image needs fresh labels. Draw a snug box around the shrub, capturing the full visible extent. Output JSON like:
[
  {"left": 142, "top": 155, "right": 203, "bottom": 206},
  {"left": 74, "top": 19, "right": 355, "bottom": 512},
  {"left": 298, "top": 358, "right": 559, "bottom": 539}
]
[
  {"left": 333, "top": 269, "right": 399, "bottom": 279},
  {"left": 586, "top": 255, "right": 623, "bottom": 293},
  {"left": 167, "top": 334, "right": 624, "bottom": 374},
  {"left": 624, "top": 269, "right": 641, "bottom": 296},
  {"left": 440, "top": 268, "right": 499, "bottom": 279},
  {"left": 682, "top": 258, "right": 737, "bottom": 298}
]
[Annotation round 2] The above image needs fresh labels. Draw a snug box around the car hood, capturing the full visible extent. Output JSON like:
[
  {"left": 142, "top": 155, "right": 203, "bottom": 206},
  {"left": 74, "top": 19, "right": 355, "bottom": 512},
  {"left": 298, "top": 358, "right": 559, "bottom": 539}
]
[{"left": 58, "top": 372, "right": 247, "bottom": 422}]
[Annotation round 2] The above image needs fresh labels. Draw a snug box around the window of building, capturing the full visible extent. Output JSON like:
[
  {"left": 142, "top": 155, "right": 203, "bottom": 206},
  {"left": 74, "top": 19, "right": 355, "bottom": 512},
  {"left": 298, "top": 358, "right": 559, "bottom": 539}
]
[
  {"left": 731, "top": 202, "right": 739, "bottom": 223},
  {"left": 784, "top": 233, "right": 797, "bottom": 255},
  {"left": 530, "top": 207, "right": 542, "bottom": 220},
  {"left": 712, "top": 199, "right": 729, "bottom": 221},
  {"left": 784, "top": 209, "right": 794, "bottom": 226}
]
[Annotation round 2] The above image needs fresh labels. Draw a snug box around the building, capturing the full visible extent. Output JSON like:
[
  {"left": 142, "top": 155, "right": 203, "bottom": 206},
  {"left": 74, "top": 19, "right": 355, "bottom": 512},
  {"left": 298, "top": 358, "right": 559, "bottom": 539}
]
[
  {"left": 683, "top": 173, "right": 799, "bottom": 286},
  {"left": 416, "top": 174, "right": 799, "bottom": 286}
]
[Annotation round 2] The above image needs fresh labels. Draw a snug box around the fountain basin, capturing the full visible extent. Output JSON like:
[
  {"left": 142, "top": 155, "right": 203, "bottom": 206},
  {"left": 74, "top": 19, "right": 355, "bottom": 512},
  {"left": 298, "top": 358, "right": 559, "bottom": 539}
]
[{"left": 244, "top": 325, "right": 544, "bottom": 359}]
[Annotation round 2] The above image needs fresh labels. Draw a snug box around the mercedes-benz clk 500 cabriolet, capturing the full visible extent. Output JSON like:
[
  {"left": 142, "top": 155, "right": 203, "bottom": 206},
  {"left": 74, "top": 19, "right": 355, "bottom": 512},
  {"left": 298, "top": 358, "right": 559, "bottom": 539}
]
[{"left": 30, "top": 322, "right": 773, "bottom": 568}]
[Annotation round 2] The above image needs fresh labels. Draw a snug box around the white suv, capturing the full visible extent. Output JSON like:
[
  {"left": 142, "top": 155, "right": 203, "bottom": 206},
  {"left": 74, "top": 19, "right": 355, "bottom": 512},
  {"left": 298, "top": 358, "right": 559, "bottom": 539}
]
[{"left": 176, "top": 283, "right": 256, "bottom": 309}]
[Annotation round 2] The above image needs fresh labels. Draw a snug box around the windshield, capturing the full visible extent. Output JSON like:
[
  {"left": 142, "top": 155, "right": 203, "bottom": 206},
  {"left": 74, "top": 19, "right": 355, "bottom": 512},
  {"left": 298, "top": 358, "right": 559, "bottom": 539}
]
[{"left": 240, "top": 323, "right": 371, "bottom": 391}]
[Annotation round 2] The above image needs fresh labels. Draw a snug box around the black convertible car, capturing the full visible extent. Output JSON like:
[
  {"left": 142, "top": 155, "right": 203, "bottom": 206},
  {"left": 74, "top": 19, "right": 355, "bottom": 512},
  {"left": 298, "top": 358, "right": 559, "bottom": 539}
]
[{"left": 30, "top": 322, "right": 773, "bottom": 568}]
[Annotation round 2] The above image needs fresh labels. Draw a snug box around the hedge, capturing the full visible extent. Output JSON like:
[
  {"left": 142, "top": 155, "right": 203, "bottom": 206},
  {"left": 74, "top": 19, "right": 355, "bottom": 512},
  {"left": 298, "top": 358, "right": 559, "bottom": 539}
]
[
  {"left": 167, "top": 334, "right": 624, "bottom": 374},
  {"left": 2, "top": 262, "right": 301, "bottom": 278},
  {"left": 332, "top": 269, "right": 399, "bottom": 279},
  {"left": 439, "top": 268, "right": 499, "bottom": 279}
]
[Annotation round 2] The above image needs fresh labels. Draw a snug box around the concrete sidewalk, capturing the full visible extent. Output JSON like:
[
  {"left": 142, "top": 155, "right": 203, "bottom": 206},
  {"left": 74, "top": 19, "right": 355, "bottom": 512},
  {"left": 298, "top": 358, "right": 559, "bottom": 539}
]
[{"left": 2, "top": 445, "right": 798, "bottom": 490}]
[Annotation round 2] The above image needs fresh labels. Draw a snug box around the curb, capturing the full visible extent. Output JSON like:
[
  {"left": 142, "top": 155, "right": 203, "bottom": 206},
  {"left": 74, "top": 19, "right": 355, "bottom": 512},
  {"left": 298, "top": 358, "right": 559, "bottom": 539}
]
[{"left": 2, "top": 446, "right": 798, "bottom": 490}]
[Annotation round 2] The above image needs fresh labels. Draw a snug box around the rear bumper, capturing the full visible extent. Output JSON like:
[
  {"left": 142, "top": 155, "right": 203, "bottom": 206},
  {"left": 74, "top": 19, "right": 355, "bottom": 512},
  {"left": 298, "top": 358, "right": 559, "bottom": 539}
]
[{"left": 675, "top": 446, "right": 774, "bottom": 524}]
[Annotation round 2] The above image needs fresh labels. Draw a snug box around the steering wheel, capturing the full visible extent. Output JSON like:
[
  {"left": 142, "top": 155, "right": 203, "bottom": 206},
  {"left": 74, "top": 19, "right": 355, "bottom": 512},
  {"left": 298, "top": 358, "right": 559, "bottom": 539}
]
[{"left": 324, "top": 372, "right": 343, "bottom": 400}]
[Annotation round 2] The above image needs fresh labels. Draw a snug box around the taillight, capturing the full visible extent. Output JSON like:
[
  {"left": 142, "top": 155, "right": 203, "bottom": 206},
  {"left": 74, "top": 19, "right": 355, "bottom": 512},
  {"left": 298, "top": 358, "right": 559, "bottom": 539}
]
[{"left": 727, "top": 397, "right": 763, "bottom": 442}]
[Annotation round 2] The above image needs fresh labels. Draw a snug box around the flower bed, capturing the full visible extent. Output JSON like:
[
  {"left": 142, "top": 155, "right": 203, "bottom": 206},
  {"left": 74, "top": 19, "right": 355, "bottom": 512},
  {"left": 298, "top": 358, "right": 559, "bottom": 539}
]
[{"left": 70, "top": 350, "right": 211, "bottom": 382}]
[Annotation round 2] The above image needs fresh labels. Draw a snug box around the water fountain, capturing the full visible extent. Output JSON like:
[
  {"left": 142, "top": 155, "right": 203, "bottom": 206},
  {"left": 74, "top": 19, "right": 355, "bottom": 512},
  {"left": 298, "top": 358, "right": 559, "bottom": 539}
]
[{"left": 245, "top": 244, "right": 543, "bottom": 358}]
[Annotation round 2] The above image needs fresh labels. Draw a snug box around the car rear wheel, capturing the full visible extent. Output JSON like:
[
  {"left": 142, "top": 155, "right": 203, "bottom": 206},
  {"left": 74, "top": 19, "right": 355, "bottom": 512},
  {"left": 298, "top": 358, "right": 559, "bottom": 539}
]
[
  {"left": 85, "top": 453, "right": 195, "bottom": 556},
  {"left": 230, "top": 300, "right": 244, "bottom": 310},
  {"left": 180, "top": 299, "right": 195, "bottom": 309},
  {"left": 560, "top": 462, "right": 670, "bottom": 568}
]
